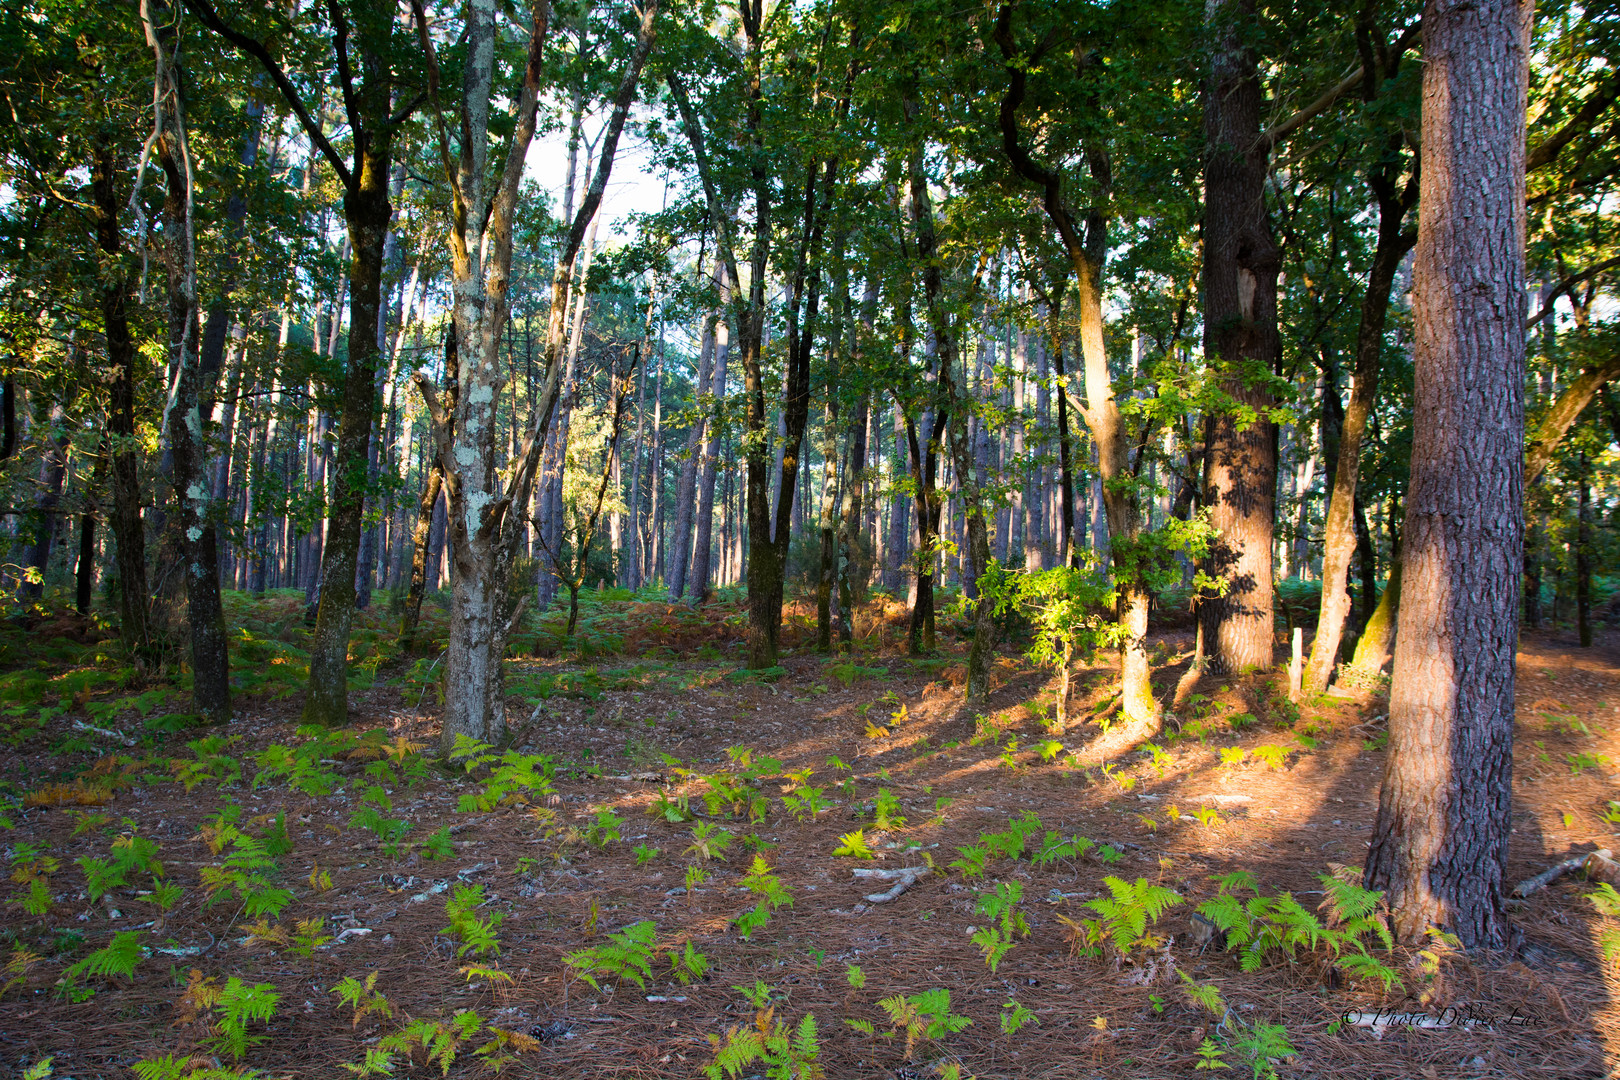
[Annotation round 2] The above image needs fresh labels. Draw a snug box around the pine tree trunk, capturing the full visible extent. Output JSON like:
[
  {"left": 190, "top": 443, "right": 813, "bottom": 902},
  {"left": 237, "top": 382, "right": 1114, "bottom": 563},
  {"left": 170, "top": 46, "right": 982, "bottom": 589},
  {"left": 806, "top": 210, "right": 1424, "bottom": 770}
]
[
  {"left": 1578, "top": 461, "right": 1593, "bottom": 647},
  {"left": 1365, "top": 0, "right": 1529, "bottom": 948},
  {"left": 668, "top": 301, "right": 716, "bottom": 600},
  {"left": 23, "top": 404, "right": 69, "bottom": 602},
  {"left": 1200, "top": 0, "right": 1280, "bottom": 675}
]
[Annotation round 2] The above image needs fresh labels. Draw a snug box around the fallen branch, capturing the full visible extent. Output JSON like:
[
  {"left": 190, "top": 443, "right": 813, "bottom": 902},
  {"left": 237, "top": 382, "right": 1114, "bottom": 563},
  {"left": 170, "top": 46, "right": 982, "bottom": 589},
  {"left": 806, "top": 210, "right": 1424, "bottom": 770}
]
[
  {"left": 1512, "top": 848, "right": 1615, "bottom": 898},
  {"left": 852, "top": 865, "right": 930, "bottom": 904},
  {"left": 71, "top": 719, "right": 137, "bottom": 747}
]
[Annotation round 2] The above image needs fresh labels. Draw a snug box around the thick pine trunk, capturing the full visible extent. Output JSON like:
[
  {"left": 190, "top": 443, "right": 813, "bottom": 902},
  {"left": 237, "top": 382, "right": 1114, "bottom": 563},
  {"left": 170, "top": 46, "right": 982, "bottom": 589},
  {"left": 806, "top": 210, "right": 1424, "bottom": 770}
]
[
  {"left": 1365, "top": 0, "right": 1529, "bottom": 949},
  {"left": 1200, "top": 0, "right": 1280, "bottom": 675}
]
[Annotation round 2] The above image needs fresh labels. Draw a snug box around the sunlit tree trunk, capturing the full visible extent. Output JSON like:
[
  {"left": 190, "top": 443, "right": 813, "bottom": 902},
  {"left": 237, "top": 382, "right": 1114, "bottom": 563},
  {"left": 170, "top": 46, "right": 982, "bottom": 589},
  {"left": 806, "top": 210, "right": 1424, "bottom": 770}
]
[
  {"left": 417, "top": 0, "right": 656, "bottom": 752},
  {"left": 1304, "top": 130, "right": 1418, "bottom": 692}
]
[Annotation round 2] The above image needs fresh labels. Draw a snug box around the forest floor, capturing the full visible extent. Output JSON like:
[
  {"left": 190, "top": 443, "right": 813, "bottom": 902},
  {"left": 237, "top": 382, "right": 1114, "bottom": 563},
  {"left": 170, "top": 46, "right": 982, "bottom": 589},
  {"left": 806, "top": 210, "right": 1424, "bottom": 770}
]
[{"left": 0, "top": 589, "right": 1617, "bottom": 1080}]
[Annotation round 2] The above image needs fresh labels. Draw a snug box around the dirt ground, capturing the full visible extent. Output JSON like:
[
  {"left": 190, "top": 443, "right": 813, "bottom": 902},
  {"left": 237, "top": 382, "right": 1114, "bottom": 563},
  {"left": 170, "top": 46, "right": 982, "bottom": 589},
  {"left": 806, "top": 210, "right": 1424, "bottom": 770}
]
[{"left": 1, "top": 610, "right": 1617, "bottom": 1080}]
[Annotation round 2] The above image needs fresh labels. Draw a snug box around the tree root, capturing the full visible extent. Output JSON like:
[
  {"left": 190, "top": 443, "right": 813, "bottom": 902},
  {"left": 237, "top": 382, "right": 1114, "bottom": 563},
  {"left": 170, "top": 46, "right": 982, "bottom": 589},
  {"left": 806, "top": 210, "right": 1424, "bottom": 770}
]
[
  {"left": 852, "top": 865, "right": 930, "bottom": 904},
  {"left": 1070, "top": 713, "right": 1164, "bottom": 766}
]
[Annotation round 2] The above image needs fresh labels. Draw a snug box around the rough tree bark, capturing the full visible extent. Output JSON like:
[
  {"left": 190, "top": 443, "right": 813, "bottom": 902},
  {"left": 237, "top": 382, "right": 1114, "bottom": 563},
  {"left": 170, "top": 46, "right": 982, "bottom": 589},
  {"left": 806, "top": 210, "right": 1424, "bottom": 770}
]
[
  {"left": 187, "top": 0, "right": 410, "bottom": 726},
  {"left": 1364, "top": 0, "right": 1530, "bottom": 949},
  {"left": 415, "top": 0, "right": 657, "bottom": 752},
  {"left": 1199, "top": 0, "right": 1280, "bottom": 676}
]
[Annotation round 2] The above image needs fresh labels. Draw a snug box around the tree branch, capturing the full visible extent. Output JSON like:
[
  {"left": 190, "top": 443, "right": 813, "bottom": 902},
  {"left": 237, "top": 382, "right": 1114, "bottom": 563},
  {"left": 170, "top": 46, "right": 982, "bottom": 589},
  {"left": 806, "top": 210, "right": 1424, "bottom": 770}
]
[
  {"left": 324, "top": 0, "right": 362, "bottom": 147},
  {"left": 410, "top": 0, "right": 469, "bottom": 270},
  {"left": 1256, "top": 20, "right": 1420, "bottom": 153},
  {"left": 180, "top": 0, "right": 352, "bottom": 190},
  {"left": 1527, "top": 254, "right": 1620, "bottom": 327},
  {"left": 1528, "top": 70, "right": 1620, "bottom": 173}
]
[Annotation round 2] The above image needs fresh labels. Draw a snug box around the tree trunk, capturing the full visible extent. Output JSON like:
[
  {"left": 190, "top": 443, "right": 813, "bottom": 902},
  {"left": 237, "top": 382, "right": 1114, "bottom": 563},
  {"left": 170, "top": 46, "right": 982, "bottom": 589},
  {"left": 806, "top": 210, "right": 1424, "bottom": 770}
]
[
  {"left": 1304, "top": 172, "right": 1417, "bottom": 691},
  {"left": 668, "top": 295, "right": 716, "bottom": 601},
  {"left": 76, "top": 503, "right": 97, "bottom": 615},
  {"left": 92, "top": 139, "right": 154, "bottom": 660},
  {"left": 23, "top": 404, "right": 70, "bottom": 603},
  {"left": 1199, "top": 0, "right": 1280, "bottom": 675},
  {"left": 691, "top": 304, "right": 729, "bottom": 603},
  {"left": 147, "top": 6, "right": 229, "bottom": 723},
  {"left": 1578, "top": 457, "right": 1593, "bottom": 647},
  {"left": 1350, "top": 541, "right": 1400, "bottom": 671},
  {"left": 422, "top": 0, "right": 656, "bottom": 753},
  {"left": 302, "top": 145, "right": 392, "bottom": 724},
  {"left": 402, "top": 460, "right": 444, "bottom": 653},
  {"left": 1365, "top": 0, "right": 1529, "bottom": 949}
]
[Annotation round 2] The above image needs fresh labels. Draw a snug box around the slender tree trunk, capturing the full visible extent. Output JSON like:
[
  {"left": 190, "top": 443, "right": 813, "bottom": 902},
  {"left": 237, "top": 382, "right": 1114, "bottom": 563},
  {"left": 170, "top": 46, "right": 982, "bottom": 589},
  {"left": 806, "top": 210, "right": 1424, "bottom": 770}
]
[
  {"left": 668, "top": 296, "right": 716, "bottom": 600},
  {"left": 1304, "top": 151, "right": 1417, "bottom": 691},
  {"left": 92, "top": 140, "right": 154, "bottom": 659},
  {"left": 1523, "top": 496, "right": 1544, "bottom": 628},
  {"left": 1365, "top": 0, "right": 1529, "bottom": 948},
  {"left": 23, "top": 404, "right": 70, "bottom": 603},
  {"left": 691, "top": 304, "right": 729, "bottom": 603},
  {"left": 146, "top": 5, "right": 229, "bottom": 722},
  {"left": 1577, "top": 456, "right": 1593, "bottom": 647},
  {"left": 76, "top": 503, "right": 98, "bottom": 615}
]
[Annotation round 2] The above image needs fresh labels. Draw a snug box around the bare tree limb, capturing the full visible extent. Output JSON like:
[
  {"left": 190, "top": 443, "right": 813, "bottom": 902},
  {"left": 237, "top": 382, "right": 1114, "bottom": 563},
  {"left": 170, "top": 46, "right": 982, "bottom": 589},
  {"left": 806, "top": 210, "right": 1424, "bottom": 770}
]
[{"left": 1526, "top": 255, "right": 1620, "bottom": 327}]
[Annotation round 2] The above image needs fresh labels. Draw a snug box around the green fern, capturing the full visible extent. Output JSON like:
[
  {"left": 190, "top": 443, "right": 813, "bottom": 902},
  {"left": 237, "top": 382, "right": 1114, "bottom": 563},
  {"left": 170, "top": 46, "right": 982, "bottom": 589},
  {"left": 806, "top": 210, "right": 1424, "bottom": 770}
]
[
  {"left": 564, "top": 920, "right": 657, "bottom": 991},
  {"left": 1179, "top": 970, "right": 1224, "bottom": 1016},
  {"left": 948, "top": 843, "right": 990, "bottom": 881},
  {"left": 1085, "top": 877, "right": 1184, "bottom": 954},
  {"left": 733, "top": 855, "right": 794, "bottom": 939},
  {"left": 1585, "top": 883, "right": 1620, "bottom": 964},
  {"left": 207, "top": 978, "right": 280, "bottom": 1062},
  {"left": 686, "top": 823, "right": 735, "bottom": 862},
  {"left": 332, "top": 971, "right": 393, "bottom": 1028},
  {"left": 832, "top": 829, "right": 875, "bottom": 859},
  {"left": 971, "top": 880, "right": 1029, "bottom": 973},
  {"left": 60, "top": 929, "right": 144, "bottom": 996},
  {"left": 441, "top": 883, "right": 503, "bottom": 958},
  {"left": 870, "top": 789, "right": 907, "bottom": 831},
  {"left": 876, "top": 987, "right": 971, "bottom": 1058},
  {"left": 704, "top": 1007, "right": 821, "bottom": 1080},
  {"left": 670, "top": 940, "right": 710, "bottom": 984}
]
